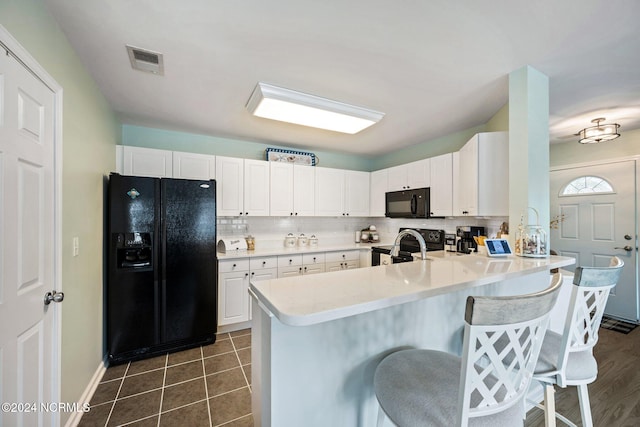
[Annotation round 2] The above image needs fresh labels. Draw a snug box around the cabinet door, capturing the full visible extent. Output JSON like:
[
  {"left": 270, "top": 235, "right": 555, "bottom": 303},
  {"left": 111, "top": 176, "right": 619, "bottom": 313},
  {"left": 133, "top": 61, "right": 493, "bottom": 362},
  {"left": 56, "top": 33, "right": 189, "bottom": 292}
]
[
  {"left": 406, "top": 159, "right": 430, "bottom": 189},
  {"left": 278, "top": 266, "right": 303, "bottom": 278},
  {"left": 123, "top": 146, "right": 173, "bottom": 178},
  {"left": 315, "top": 167, "right": 345, "bottom": 216},
  {"left": 429, "top": 153, "right": 453, "bottom": 217},
  {"left": 457, "top": 135, "right": 478, "bottom": 216},
  {"left": 387, "top": 165, "right": 407, "bottom": 191},
  {"left": 343, "top": 260, "right": 360, "bottom": 270},
  {"left": 325, "top": 261, "right": 345, "bottom": 273},
  {"left": 476, "top": 132, "right": 509, "bottom": 216},
  {"left": 270, "top": 162, "right": 294, "bottom": 216},
  {"left": 293, "top": 165, "right": 315, "bottom": 216},
  {"left": 369, "top": 169, "right": 387, "bottom": 217},
  {"left": 250, "top": 268, "right": 278, "bottom": 282},
  {"left": 244, "top": 159, "right": 270, "bottom": 216},
  {"left": 452, "top": 151, "right": 462, "bottom": 216},
  {"left": 218, "top": 271, "right": 249, "bottom": 325},
  {"left": 344, "top": 170, "right": 370, "bottom": 216},
  {"left": 216, "top": 156, "right": 244, "bottom": 216},
  {"left": 303, "top": 264, "right": 326, "bottom": 275},
  {"left": 173, "top": 152, "right": 216, "bottom": 180}
]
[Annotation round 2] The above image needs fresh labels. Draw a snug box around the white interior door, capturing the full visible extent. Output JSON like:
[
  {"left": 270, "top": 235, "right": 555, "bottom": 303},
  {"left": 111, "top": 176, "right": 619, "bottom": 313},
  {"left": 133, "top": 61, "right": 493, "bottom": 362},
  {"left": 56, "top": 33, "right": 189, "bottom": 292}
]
[
  {"left": 550, "top": 160, "right": 638, "bottom": 322},
  {"left": 0, "top": 35, "right": 60, "bottom": 426}
]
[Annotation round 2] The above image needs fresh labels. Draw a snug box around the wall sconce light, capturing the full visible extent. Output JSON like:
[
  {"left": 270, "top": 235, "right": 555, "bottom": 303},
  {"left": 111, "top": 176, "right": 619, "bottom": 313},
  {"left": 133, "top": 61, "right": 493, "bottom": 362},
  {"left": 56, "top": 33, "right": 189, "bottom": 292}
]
[
  {"left": 578, "top": 118, "right": 621, "bottom": 144},
  {"left": 246, "top": 82, "right": 384, "bottom": 134}
]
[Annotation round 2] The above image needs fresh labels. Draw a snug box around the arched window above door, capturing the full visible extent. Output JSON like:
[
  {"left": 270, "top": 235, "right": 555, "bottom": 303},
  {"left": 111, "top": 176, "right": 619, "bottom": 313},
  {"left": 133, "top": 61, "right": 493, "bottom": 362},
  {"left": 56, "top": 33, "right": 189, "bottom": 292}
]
[{"left": 559, "top": 176, "right": 614, "bottom": 196}]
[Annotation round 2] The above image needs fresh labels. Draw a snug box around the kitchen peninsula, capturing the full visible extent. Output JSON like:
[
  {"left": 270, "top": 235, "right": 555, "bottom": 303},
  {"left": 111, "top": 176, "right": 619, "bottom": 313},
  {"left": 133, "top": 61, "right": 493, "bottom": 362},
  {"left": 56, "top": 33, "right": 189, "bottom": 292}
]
[{"left": 249, "top": 252, "right": 575, "bottom": 427}]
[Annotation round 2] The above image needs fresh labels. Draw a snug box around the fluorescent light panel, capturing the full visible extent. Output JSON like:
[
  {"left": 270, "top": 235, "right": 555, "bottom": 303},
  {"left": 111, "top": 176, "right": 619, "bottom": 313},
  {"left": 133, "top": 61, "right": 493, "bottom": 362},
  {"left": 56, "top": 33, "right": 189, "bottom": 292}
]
[{"left": 246, "top": 82, "right": 384, "bottom": 134}]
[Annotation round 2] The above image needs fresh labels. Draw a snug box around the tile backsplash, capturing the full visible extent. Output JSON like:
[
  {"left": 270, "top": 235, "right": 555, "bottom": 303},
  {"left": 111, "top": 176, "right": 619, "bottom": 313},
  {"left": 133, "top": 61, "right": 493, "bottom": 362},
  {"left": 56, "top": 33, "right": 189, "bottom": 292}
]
[{"left": 217, "top": 216, "right": 508, "bottom": 249}]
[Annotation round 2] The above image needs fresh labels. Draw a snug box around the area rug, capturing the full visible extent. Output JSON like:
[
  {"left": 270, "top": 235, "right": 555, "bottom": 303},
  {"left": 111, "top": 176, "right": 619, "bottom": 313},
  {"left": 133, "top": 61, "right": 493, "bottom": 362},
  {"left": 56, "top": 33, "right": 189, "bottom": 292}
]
[{"left": 600, "top": 316, "right": 638, "bottom": 334}]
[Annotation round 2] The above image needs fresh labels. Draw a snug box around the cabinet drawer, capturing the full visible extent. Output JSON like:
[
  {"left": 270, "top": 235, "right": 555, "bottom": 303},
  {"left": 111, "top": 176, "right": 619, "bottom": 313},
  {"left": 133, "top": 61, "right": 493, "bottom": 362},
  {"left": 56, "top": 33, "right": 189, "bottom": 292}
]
[
  {"left": 218, "top": 259, "right": 250, "bottom": 273},
  {"left": 278, "top": 254, "right": 303, "bottom": 267},
  {"left": 325, "top": 250, "right": 359, "bottom": 263},
  {"left": 250, "top": 256, "right": 278, "bottom": 270},
  {"left": 303, "top": 253, "right": 325, "bottom": 265}
]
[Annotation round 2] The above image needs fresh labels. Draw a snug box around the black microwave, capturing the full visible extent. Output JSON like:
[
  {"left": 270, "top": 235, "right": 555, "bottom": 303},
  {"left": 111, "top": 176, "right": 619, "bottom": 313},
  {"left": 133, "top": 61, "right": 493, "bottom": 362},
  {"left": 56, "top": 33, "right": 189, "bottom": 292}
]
[{"left": 385, "top": 188, "right": 431, "bottom": 218}]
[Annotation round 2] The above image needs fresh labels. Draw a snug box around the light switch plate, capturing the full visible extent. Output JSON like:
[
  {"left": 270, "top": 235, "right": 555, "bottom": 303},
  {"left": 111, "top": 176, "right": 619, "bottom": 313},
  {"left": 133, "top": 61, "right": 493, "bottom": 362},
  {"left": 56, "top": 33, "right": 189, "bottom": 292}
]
[{"left": 72, "top": 237, "right": 79, "bottom": 257}]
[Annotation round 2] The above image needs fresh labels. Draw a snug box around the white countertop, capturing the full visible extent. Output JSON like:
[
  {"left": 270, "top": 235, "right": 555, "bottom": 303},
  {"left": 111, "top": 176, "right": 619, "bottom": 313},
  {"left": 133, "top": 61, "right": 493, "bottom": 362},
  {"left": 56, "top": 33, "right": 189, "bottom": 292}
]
[
  {"left": 249, "top": 252, "right": 575, "bottom": 326},
  {"left": 216, "top": 241, "right": 386, "bottom": 260}
]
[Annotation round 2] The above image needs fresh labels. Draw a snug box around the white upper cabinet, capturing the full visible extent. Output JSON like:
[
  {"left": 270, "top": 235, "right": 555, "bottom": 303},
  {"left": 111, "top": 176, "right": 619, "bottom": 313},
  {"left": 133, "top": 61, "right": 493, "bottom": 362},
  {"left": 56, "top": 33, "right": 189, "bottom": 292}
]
[
  {"left": 429, "top": 153, "right": 453, "bottom": 217},
  {"left": 269, "top": 162, "right": 294, "bottom": 216},
  {"left": 344, "top": 170, "right": 370, "bottom": 217},
  {"left": 269, "top": 162, "right": 315, "bottom": 217},
  {"left": 369, "top": 169, "right": 388, "bottom": 217},
  {"left": 243, "top": 159, "right": 270, "bottom": 216},
  {"left": 122, "top": 146, "right": 173, "bottom": 178},
  {"left": 293, "top": 165, "right": 315, "bottom": 216},
  {"left": 455, "top": 132, "right": 508, "bottom": 216},
  {"left": 173, "top": 151, "right": 216, "bottom": 180},
  {"left": 315, "top": 167, "right": 345, "bottom": 216},
  {"left": 387, "top": 159, "right": 430, "bottom": 191},
  {"left": 216, "top": 157, "right": 270, "bottom": 216},
  {"left": 216, "top": 156, "right": 244, "bottom": 216},
  {"left": 315, "top": 167, "right": 369, "bottom": 217}
]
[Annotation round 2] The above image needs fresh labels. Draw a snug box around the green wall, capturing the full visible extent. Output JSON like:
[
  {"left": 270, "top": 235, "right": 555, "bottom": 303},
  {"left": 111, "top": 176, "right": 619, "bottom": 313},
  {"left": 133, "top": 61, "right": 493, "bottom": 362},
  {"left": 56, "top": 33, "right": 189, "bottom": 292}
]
[
  {"left": 0, "top": 0, "right": 120, "bottom": 422},
  {"left": 550, "top": 128, "right": 640, "bottom": 167},
  {"left": 122, "top": 124, "right": 373, "bottom": 171}
]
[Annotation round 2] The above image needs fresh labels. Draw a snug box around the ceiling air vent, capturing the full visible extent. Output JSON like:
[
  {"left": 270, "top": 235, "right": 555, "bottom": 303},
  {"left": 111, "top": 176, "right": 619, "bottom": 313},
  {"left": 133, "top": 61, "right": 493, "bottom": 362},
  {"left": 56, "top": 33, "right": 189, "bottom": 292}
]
[{"left": 126, "top": 45, "right": 164, "bottom": 75}]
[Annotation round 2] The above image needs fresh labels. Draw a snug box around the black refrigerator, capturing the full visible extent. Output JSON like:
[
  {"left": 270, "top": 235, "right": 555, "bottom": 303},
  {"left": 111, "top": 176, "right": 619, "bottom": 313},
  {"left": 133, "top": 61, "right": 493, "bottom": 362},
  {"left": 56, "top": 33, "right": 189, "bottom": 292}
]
[{"left": 106, "top": 173, "right": 217, "bottom": 364}]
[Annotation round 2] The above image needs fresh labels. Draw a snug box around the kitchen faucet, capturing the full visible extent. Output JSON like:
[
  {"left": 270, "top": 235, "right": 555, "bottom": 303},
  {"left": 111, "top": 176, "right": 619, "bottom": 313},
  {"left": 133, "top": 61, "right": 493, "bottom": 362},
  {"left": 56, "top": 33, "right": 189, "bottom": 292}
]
[{"left": 390, "top": 229, "right": 428, "bottom": 260}]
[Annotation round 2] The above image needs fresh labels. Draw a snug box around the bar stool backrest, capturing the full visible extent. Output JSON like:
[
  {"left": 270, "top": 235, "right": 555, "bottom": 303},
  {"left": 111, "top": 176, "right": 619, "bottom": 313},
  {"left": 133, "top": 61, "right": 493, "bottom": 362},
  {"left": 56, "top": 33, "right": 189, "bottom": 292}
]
[
  {"left": 556, "top": 257, "right": 624, "bottom": 386},
  {"left": 457, "top": 273, "right": 563, "bottom": 425}
]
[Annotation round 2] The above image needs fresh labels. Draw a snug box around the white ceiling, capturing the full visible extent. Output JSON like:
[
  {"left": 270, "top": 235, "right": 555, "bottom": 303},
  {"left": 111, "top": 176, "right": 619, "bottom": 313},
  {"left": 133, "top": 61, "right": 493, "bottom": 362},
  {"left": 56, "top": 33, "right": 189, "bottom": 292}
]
[{"left": 44, "top": 0, "right": 640, "bottom": 157}]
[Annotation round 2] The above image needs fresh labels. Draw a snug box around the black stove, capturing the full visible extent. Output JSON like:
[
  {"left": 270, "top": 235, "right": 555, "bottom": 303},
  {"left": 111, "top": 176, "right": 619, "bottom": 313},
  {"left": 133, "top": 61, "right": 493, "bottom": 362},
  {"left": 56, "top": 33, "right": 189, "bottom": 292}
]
[{"left": 371, "top": 228, "right": 445, "bottom": 265}]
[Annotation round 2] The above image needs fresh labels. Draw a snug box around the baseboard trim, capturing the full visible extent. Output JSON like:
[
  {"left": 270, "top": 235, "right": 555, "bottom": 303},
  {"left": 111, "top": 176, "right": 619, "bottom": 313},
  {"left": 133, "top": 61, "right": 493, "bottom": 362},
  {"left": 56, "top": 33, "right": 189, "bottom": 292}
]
[
  {"left": 218, "top": 320, "right": 252, "bottom": 334},
  {"left": 64, "top": 359, "right": 107, "bottom": 427}
]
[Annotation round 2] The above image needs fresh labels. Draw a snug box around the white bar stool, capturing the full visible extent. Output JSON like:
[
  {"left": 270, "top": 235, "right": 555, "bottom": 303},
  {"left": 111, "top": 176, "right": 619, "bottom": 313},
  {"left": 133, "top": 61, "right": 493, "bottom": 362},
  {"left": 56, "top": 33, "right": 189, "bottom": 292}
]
[
  {"left": 374, "top": 273, "right": 563, "bottom": 426},
  {"left": 528, "top": 257, "right": 624, "bottom": 427}
]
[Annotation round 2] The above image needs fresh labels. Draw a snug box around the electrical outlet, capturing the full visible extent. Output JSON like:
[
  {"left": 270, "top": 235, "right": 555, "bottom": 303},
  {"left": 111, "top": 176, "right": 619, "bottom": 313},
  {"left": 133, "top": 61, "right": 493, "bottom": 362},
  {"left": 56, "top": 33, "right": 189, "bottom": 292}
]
[{"left": 73, "top": 237, "right": 79, "bottom": 257}]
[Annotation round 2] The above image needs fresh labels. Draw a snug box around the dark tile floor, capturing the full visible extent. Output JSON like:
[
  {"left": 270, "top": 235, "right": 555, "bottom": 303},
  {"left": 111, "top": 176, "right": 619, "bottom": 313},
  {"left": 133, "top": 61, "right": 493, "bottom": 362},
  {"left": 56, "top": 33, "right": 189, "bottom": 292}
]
[{"left": 79, "top": 329, "right": 253, "bottom": 427}]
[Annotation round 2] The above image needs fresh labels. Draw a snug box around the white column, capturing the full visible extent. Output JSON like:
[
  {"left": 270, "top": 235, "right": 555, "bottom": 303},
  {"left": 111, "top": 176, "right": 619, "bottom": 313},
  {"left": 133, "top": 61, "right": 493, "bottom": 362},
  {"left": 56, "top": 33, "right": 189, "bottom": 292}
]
[{"left": 508, "top": 66, "right": 550, "bottom": 244}]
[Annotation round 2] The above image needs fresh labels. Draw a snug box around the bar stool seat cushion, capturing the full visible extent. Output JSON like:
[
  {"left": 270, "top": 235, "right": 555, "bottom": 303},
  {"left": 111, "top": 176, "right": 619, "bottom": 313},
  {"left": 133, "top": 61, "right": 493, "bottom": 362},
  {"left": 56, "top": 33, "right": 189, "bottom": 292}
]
[
  {"left": 374, "top": 349, "right": 522, "bottom": 427},
  {"left": 535, "top": 330, "right": 598, "bottom": 382}
]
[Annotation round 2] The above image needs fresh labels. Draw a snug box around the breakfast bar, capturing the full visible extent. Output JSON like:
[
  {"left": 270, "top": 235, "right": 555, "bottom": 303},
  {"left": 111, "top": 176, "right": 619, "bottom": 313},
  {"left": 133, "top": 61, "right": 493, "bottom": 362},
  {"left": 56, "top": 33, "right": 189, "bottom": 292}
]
[{"left": 249, "top": 253, "right": 575, "bottom": 427}]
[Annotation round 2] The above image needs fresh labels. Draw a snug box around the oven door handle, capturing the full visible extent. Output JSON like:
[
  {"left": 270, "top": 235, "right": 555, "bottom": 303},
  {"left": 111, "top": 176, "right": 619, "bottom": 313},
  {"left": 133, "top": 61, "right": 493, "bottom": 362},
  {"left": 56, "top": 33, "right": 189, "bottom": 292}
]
[{"left": 410, "top": 194, "right": 417, "bottom": 215}]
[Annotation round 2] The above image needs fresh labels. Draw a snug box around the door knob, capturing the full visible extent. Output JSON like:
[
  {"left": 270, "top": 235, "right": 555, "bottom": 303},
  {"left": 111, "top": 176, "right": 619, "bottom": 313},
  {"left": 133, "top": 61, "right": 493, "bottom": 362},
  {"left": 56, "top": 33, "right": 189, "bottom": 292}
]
[
  {"left": 624, "top": 234, "right": 633, "bottom": 240},
  {"left": 614, "top": 245, "right": 633, "bottom": 252},
  {"left": 44, "top": 290, "right": 64, "bottom": 306}
]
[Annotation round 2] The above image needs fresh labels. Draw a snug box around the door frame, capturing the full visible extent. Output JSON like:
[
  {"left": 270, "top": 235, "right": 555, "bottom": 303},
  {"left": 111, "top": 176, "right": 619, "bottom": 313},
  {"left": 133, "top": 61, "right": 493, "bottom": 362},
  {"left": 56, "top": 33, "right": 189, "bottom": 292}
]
[
  {"left": 550, "top": 155, "right": 640, "bottom": 322},
  {"left": 0, "top": 24, "right": 64, "bottom": 420}
]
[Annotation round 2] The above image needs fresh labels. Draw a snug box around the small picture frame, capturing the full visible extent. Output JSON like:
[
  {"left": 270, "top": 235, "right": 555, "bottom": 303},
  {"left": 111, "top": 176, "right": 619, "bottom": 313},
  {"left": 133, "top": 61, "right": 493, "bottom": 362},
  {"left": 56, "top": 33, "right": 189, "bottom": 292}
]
[{"left": 265, "top": 148, "right": 317, "bottom": 166}]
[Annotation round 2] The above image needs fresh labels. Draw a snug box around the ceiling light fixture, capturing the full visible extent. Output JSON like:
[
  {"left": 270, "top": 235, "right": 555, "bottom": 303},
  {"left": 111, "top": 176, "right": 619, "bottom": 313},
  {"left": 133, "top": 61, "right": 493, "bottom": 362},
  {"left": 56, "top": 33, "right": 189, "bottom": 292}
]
[
  {"left": 578, "top": 117, "right": 620, "bottom": 144},
  {"left": 246, "top": 82, "right": 384, "bottom": 134}
]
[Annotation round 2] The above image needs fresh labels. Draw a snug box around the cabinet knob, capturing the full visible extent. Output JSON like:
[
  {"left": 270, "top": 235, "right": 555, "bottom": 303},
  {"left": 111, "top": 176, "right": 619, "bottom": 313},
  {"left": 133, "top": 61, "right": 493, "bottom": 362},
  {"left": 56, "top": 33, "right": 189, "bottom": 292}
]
[
  {"left": 262, "top": 261, "right": 266, "bottom": 265},
  {"left": 299, "top": 267, "right": 303, "bottom": 273},
  {"left": 313, "top": 257, "right": 316, "bottom": 262},
  {"left": 304, "top": 266, "right": 307, "bottom": 272},
  {"left": 245, "top": 212, "right": 248, "bottom": 215},
  {"left": 232, "top": 263, "right": 236, "bottom": 268},
  {"left": 289, "top": 259, "right": 293, "bottom": 264},
  {"left": 244, "top": 273, "right": 249, "bottom": 277},
  {"left": 295, "top": 212, "right": 298, "bottom": 216},
  {"left": 346, "top": 213, "right": 349, "bottom": 216},
  {"left": 251, "top": 272, "right": 255, "bottom": 276},
  {"left": 239, "top": 212, "right": 243, "bottom": 216},
  {"left": 290, "top": 212, "right": 293, "bottom": 216}
]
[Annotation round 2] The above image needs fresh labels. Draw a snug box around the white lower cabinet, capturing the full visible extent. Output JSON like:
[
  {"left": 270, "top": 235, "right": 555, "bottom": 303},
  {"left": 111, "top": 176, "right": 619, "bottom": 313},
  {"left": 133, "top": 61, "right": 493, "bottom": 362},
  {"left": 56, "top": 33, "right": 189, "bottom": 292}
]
[
  {"left": 303, "top": 253, "right": 326, "bottom": 275},
  {"left": 325, "top": 250, "right": 360, "bottom": 272},
  {"left": 219, "top": 250, "right": 363, "bottom": 327},
  {"left": 218, "top": 260, "right": 250, "bottom": 326}
]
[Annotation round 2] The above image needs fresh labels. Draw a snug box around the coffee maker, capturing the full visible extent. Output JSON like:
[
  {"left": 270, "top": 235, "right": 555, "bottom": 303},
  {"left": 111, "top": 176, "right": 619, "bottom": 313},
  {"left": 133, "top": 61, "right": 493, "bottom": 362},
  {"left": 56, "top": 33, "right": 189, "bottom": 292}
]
[{"left": 456, "top": 226, "right": 485, "bottom": 253}]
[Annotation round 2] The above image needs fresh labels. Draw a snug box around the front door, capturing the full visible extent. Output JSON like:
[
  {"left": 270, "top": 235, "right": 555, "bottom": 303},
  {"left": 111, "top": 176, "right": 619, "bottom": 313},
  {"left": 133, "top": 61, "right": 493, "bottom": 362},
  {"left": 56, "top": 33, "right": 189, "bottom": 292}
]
[
  {"left": 550, "top": 160, "right": 638, "bottom": 322},
  {"left": 0, "top": 32, "right": 60, "bottom": 426}
]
